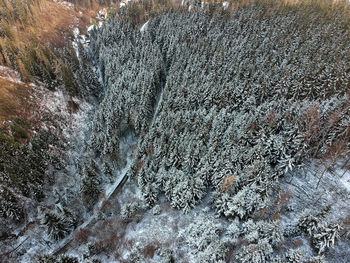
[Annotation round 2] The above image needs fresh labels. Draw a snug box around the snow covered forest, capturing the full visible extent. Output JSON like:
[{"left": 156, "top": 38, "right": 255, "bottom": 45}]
[{"left": 2, "top": 0, "right": 350, "bottom": 262}]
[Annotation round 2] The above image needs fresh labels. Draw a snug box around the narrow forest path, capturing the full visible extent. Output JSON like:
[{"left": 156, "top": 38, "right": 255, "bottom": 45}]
[
  {"left": 53, "top": 79, "right": 165, "bottom": 256},
  {"left": 53, "top": 156, "right": 134, "bottom": 255},
  {"left": 52, "top": 20, "right": 169, "bottom": 253}
]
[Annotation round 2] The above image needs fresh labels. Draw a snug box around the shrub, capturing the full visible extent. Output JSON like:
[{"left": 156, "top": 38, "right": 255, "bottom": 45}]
[{"left": 236, "top": 240, "right": 273, "bottom": 263}]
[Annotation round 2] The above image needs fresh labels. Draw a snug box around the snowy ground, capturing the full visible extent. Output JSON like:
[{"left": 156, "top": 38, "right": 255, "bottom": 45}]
[
  {"left": 60, "top": 184, "right": 222, "bottom": 262},
  {"left": 6, "top": 60, "right": 347, "bottom": 262},
  {"left": 49, "top": 159, "right": 350, "bottom": 262},
  {"left": 0, "top": 70, "right": 95, "bottom": 262},
  {"left": 280, "top": 161, "right": 350, "bottom": 262}
]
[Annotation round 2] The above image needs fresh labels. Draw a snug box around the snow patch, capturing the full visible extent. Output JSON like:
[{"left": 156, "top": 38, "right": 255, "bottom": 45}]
[
  {"left": 120, "top": 0, "right": 131, "bottom": 8},
  {"left": 0, "top": 65, "right": 23, "bottom": 84},
  {"left": 87, "top": 25, "right": 95, "bottom": 32},
  {"left": 52, "top": 0, "right": 74, "bottom": 10},
  {"left": 222, "top": 1, "right": 229, "bottom": 10},
  {"left": 340, "top": 170, "right": 350, "bottom": 192},
  {"left": 73, "top": 27, "right": 80, "bottom": 38},
  {"left": 140, "top": 20, "right": 150, "bottom": 33},
  {"left": 280, "top": 163, "right": 350, "bottom": 262}
]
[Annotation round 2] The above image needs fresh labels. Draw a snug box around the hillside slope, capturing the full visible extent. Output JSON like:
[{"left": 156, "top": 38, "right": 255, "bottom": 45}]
[
  {"left": 2, "top": 0, "right": 350, "bottom": 262},
  {"left": 24, "top": 1, "right": 350, "bottom": 262}
]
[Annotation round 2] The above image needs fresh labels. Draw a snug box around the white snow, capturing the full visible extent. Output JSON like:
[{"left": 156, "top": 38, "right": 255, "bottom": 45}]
[
  {"left": 140, "top": 20, "right": 150, "bottom": 33},
  {"left": 0, "top": 65, "right": 23, "bottom": 84},
  {"left": 185, "top": 1, "right": 230, "bottom": 10},
  {"left": 52, "top": 0, "right": 74, "bottom": 9},
  {"left": 279, "top": 161, "right": 350, "bottom": 262},
  {"left": 73, "top": 27, "right": 80, "bottom": 38},
  {"left": 339, "top": 170, "right": 350, "bottom": 192},
  {"left": 104, "top": 158, "right": 133, "bottom": 200},
  {"left": 120, "top": 0, "right": 131, "bottom": 8},
  {"left": 72, "top": 27, "right": 90, "bottom": 58},
  {"left": 222, "top": 1, "right": 229, "bottom": 10},
  {"left": 2, "top": 80, "right": 95, "bottom": 262},
  {"left": 87, "top": 25, "right": 95, "bottom": 32}
]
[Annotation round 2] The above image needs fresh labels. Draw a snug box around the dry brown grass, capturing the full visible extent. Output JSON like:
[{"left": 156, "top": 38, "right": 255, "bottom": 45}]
[
  {"left": 0, "top": 77, "right": 32, "bottom": 124},
  {"left": 13, "top": 0, "right": 110, "bottom": 47},
  {"left": 0, "top": 0, "right": 115, "bottom": 130}
]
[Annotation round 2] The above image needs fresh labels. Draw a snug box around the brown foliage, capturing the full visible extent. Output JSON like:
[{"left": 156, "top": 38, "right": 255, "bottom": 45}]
[
  {"left": 130, "top": 144, "right": 138, "bottom": 152},
  {"left": 225, "top": 249, "right": 235, "bottom": 262},
  {"left": 89, "top": 226, "right": 126, "bottom": 256},
  {"left": 325, "top": 109, "right": 341, "bottom": 127},
  {"left": 147, "top": 144, "right": 154, "bottom": 155},
  {"left": 67, "top": 100, "right": 80, "bottom": 113},
  {"left": 271, "top": 213, "right": 281, "bottom": 221},
  {"left": 294, "top": 239, "right": 303, "bottom": 247},
  {"left": 74, "top": 228, "right": 91, "bottom": 244},
  {"left": 88, "top": 218, "right": 127, "bottom": 256},
  {"left": 220, "top": 175, "right": 236, "bottom": 191},
  {"left": 276, "top": 189, "right": 291, "bottom": 206},
  {"left": 301, "top": 103, "right": 320, "bottom": 141},
  {"left": 253, "top": 189, "right": 291, "bottom": 219},
  {"left": 264, "top": 110, "right": 276, "bottom": 127},
  {"left": 101, "top": 199, "right": 111, "bottom": 211},
  {"left": 135, "top": 159, "right": 144, "bottom": 174},
  {"left": 248, "top": 121, "right": 257, "bottom": 131},
  {"left": 142, "top": 241, "right": 160, "bottom": 259},
  {"left": 322, "top": 140, "right": 346, "bottom": 161}
]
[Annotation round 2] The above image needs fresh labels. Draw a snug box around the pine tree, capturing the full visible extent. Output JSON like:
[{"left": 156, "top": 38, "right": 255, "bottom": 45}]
[
  {"left": 80, "top": 161, "right": 102, "bottom": 208},
  {"left": 313, "top": 222, "right": 342, "bottom": 254},
  {"left": 0, "top": 187, "right": 24, "bottom": 221},
  {"left": 40, "top": 208, "right": 70, "bottom": 240}
]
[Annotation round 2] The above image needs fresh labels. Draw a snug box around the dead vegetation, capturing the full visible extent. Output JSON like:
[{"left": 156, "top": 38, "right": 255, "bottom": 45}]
[
  {"left": 0, "top": 77, "right": 32, "bottom": 124},
  {"left": 0, "top": 0, "right": 113, "bottom": 127}
]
